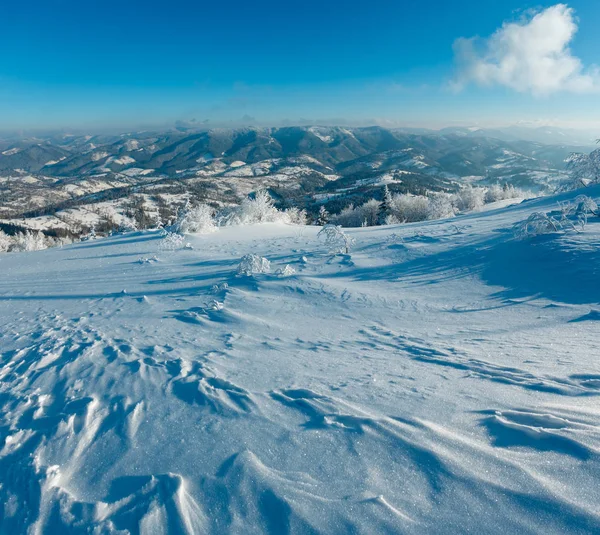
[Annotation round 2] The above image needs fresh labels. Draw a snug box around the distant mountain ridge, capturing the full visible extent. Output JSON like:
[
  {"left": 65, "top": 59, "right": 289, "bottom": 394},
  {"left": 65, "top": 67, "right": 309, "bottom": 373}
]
[
  {"left": 0, "top": 125, "right": 591, "bottom": 178},
  {"left": 0, "top": 125, "right": 586, "bottom": 234}
]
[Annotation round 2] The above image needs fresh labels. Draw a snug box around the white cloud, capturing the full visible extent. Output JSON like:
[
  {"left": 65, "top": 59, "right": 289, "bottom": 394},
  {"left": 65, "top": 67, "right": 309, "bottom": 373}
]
[{"left": 453, "top": 4, "right": 600, "bottom": 95}]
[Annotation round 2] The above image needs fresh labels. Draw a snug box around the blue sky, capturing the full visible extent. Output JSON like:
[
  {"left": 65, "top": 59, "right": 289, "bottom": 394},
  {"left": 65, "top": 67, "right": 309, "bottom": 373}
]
[{"left": 1, "top": 0, "right": 599, "bottom": 130}]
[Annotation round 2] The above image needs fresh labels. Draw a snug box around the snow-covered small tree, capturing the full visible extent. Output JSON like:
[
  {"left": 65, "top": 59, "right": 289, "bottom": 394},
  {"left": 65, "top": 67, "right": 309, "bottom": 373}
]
[
  {"left": 378, "top": 185, "right": 392, "bottom": 225},
  {"left": 318, "top": 224, "right": 355, "bottom": 254},
  {"left": 565, "top": 146, "right": 600, "bottom": 190},
  {"left": 316, "top": 205, "right": 329, "bottom": 226}
]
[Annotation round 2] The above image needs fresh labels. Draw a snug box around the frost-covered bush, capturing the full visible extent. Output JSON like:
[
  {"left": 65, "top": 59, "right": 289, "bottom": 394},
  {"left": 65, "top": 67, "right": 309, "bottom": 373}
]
[
  {"left": 223, "top": 190, "right": 306, "bottom": 226},
  {"left": 557, "top": 195, "right": 599, "bottom": 231},
  {"left": 237, "top": 190, "right": 280, "bottom": 224},
  {"left": 387, "top": 194, "right": 429, "bottom": 223},
  {"left": 174, "top": 203, "right": 217, "bottom": 234},
  {"left": 160, "top": 232, "right": 186, "bottom": 250},
  {"left": 359, "top": 199, "right": 382, "bottom": 227},
  {"left": 276, "top": 264, "right": 296, "bottom": 277},
  {"left": 236, "top": 254, "right": 271, "bottom": 276},
  {"left": 513, "top": 212, "right": 562, "bottom": 239},
  {"left": 282, "top": 207, "right": 308, "bottom": 225},
  {"left": 484, "top": 183, "right": 524, "bottom": 203},
  {"left": 571, "top": 194, "right": 599, "bottom": 216},
  {"left": 516, "top": 194, "right": 599, "bottom": 238},
  {"left": 117, "top": 215, "right": 138, "bottom": 233},
  {"left": 331, "top": 204, "right": 360, "bottom": 227},
  {"left": 11, "top": 231, "right": 48, "bottom": 252},
  {"left": 427, "top": 193, "right": 456, "bottom": 220},
  {"left": 330, "top": 199, "right": 381, "bottom": 228},
  {"left": 0, "top": 231, "right": 11, "bottom": 253},
  {"left": 452, "top": 185, "right": 486, "bottom": 212},
  {"left": 318, "top": 224, "right": 355, "bottom": 253}
]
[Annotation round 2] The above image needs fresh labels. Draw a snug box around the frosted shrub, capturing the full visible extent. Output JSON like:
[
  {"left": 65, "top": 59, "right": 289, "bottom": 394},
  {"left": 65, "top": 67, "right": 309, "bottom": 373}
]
[
  {"left": 237, "top": 190, "right": 280, "bottom": 224},
  {"left": 330, "top": 199, "right": 381, "bottom": 228},
  {"left": 359, "top": 199, "right": 381, "bottom": 227},
  {"left": 174, "top": 203, "right": 217, "bottom": 234},
  {"left": 513, "top": 212, "right": 562, "bottom": 239},
  {"left": 427, "top": 193, "right": 456, "bottom": 220},
  {"left": 572, "top": 194, "right": 599, "bottom": 216},
  {"left": 453, "top": 186, "right": 486, "bottom": 212},
  {"left": 283, "top": 207, "right": 308, "bottom": 225},
  {"left": 11, "top": 231, "right": 47, "bottom": 252},
  {"left": 331, "top": 204, "right": 361, "bottom": 227},
  {"left": 484, "top": 184, "right": 520, "bottom": 203},
  {"left": 388, "top": 194, "right": 429, "bottom": 223},
  {"left": 557, "top": 194, "right": 599, "bottom": 231},
  {"left": 236, "top": 254, "right": 271, "bottom": 276},
  {"left": 276, "top": 264, "right": 296, "bottom": 277},
  {"left": 318, "top": 224, "right": 354, "bottom": 254},
  {"left": 118, "top": 215, "right": 138, "bottom": 233},
  {"left": 160, "top": 232, "right": 186, "bottom": 250},
  {"left": 224, "top": 190, "right": 305, "bottom": 226},
  {"left": 0, "top": 231, "right": 11, "bottom": 253}
]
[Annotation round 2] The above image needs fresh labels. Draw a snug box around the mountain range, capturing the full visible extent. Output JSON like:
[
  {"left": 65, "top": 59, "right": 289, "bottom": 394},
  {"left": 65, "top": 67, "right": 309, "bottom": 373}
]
[{"left": 0, "top": 125, "right": 591, "bottom": 234}]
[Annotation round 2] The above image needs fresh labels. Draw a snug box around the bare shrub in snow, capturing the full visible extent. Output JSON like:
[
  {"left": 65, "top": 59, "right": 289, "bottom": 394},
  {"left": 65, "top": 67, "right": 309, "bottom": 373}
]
[
  {"left": 174, "top": 203, "right": 217, "bottom": 234},
  {"left": 452, "top": 185, "right": 486, "bottom": 212},
  {"left": 236, "top": 254, "right": 271, "bottom": 276},
  {"left": 318, "top": 224, "right": 355, "bottom": 253}
]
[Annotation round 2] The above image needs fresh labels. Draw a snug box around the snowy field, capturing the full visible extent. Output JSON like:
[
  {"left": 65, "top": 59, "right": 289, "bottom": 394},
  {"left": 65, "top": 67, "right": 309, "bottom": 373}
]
[{"left": 0, "top": 187, "right": 599, "bottom": 533}]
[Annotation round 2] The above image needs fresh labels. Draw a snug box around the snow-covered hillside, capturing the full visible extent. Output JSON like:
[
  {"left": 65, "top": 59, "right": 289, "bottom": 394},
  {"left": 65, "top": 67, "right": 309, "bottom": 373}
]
[{"left": 0, "top": 187, "right": 599, "bottom": 533}]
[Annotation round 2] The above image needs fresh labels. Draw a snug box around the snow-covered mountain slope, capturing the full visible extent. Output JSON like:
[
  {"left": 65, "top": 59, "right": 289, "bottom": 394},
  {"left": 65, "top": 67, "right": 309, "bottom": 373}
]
[{"left": 0, "top": 187, "right": 599, "bottom": 533}]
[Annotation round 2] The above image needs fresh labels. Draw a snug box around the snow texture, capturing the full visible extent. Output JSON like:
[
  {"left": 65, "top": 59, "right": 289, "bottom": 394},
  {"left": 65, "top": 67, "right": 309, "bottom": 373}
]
[{"left": 0, "top": 186, "right": 599, "bottom": 533}]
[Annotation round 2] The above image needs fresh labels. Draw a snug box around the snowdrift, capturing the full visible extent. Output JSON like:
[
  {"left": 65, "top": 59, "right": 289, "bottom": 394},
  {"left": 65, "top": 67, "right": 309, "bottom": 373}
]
[{"left": 0, "top": 186, "right": 599, "bottom": 533}]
